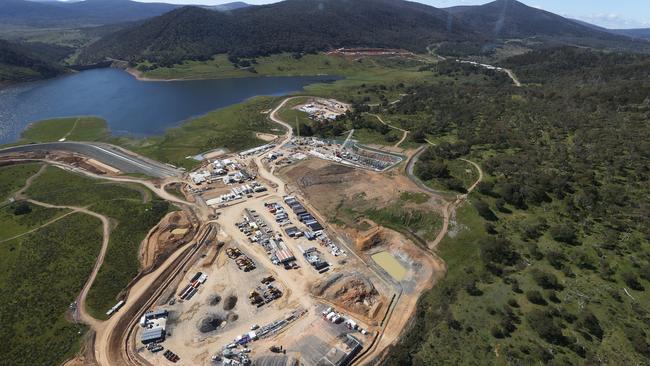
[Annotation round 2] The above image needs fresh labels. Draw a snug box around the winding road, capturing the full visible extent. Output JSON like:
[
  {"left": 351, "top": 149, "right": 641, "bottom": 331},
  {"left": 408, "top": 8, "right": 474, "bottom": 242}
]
[
  {"left": 370, "top": 114, "right": 409, "bottom": 148},
  {"left": 12, "top": 164, "right": 113, "bottom": 329}
]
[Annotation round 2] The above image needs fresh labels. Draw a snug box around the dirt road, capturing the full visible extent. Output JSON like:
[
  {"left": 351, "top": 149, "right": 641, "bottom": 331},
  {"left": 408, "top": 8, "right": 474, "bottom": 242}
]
[
  {"left": 369, "top": 114, "right": 409, "bottom": 148},
  {"left": 405, "top": 147, "right": 484, "bottom": 250},
  {"left": 26, "top": 198, "right": 111, "bottom": 329},
  {"left": 13, "top": 163, "right": 114, "bottom": 328}
]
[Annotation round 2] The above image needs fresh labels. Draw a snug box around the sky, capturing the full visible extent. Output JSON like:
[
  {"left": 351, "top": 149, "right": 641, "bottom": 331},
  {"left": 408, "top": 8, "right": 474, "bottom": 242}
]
[{"left": 129, "top": 0, "right": 650, "bottom": 29}]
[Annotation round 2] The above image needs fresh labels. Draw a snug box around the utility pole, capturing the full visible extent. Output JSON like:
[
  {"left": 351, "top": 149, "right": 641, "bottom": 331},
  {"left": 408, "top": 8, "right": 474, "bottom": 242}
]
[{"left": 296, "top": 117, "right": 300, "bottom": 139}]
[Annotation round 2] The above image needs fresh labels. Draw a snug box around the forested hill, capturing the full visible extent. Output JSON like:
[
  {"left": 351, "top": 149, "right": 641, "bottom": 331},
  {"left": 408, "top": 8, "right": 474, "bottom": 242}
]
[
  {"left": 0, "top": 39, "right": 64, "bottom": 83},
  {"left": 78, "top": 0, "right": 475, "bottom": 65},
  {"left": 385, "top": 46, "right": 650, "bottom": 365},
  {"left": 446, "top": 0, "right": 623, "bottom": 41},
  {"left": 0, "top": 0, "right": 179, "bottom": 27}
]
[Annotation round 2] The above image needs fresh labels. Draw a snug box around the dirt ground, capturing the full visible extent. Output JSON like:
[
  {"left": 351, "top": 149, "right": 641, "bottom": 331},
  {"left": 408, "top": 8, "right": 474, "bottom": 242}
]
[
  {"left": 278, "top": 158, "right": 448, "bottom": 363},
  {"left": 256, "top": 132, "right": 279, "bottom": 142},
  {"left": 279, "top": 158, "right": 444, "bottom": 216},
  {"left": 140, "top": 211, "right": 195, "bottom": 270}
]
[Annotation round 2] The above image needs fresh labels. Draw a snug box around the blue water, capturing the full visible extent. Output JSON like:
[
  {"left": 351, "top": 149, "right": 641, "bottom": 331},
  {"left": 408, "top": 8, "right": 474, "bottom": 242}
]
[{"left": 0, "top": 68, "right": 340, "bottom": 143}]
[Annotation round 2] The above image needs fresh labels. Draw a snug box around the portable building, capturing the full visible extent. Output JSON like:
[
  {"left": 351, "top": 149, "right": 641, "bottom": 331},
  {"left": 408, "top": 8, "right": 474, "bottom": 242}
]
[{"left": 141, "top": 327, "right": 165, "bottom": 344}]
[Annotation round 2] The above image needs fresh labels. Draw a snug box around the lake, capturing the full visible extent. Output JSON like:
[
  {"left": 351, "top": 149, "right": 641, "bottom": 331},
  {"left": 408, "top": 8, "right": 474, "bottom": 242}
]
[{"left": 0, "top": 68, "right": 340, "bottom": 144}]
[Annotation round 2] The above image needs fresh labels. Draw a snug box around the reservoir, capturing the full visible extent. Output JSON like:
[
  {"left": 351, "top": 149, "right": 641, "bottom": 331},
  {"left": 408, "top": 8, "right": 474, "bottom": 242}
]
[{"left": 0, "top": 68, "right": 340, "bottom": 144}]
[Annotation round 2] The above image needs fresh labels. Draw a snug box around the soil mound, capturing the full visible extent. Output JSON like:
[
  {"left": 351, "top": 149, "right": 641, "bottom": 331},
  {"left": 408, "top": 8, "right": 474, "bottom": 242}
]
[
  {"left": 209, "top": 295, "right": 222, "bottom": 306},
  {"left": 311, "top": 272, "right": 381, "bottom": 317},
  {"left": 223, "top": 295, "right": 238, "bottom": 311},
  {"left": 199, "top": 315, "right": 224, "bottom": 333},
  {"left": 356, "top": 226, "right": 384, "bottom": 251}
]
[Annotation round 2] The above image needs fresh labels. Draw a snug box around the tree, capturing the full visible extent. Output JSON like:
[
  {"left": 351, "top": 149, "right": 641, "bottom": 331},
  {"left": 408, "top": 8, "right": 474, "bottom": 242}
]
[
  {"left": 411, "top": 128, "right": 427, "bottom": 143},
  {"left": 622, "top": 272, "right": 645, "bottom": 291},
  {"left": 474, "top": 200, "right": 498, "bottom": 221},
  {"left": 550, "top": 224, "right": 579, "bottom": 245},
  {"left": 527, "top": 310, "right": 568, "bottom": 345},
  {"left": 481, "top": 237, "right": 518, "bottom": 266},
  {"left": 531, "top": 269, "right": 562, "bottom": 290},
  {"left": 577, "top": 310, "right": 604, "bottom": 340},
  {"left": 526, "top": 290, "right": 547, "bottom": 305},
  {"left": 13, "top": 202, "right": 32, "bottom": 216}
]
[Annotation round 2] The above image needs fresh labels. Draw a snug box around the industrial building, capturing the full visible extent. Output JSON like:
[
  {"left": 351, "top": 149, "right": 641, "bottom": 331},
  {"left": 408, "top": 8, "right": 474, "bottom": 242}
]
[{"left": 140, "top": 308, "right": 169, "bottom": 345}]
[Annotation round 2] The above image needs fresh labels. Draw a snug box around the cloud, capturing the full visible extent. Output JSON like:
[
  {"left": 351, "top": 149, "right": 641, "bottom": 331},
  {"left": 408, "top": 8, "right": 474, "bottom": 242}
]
[{"left": 571, "top": 13, "right": 650, "bottom": 29}]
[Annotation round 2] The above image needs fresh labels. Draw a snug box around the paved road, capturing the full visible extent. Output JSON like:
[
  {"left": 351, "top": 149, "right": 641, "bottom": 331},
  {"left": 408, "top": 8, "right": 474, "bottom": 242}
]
[{"left": 0, "top": 142, "right": 180, "bottom": 178}]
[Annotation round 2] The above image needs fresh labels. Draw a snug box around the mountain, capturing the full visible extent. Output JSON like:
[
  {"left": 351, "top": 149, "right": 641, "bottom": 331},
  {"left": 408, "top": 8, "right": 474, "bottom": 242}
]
[
  {"left": 206, "top": 2, "right": 252, "bottom": 12},
  {"left": 79, "top": 0, "right": 475, "bottom": 65},
  {"left": 0, "top": 0, "right": 180, "bottom": 27},
  {"left": 446, "top": 0, "right": 624, "bottom": 41},
  {"left": 611, "top": 28, "right": 650, "bottom": 40},
  {"left": 0, "top": 39, "right": 64, "bottom": 82}
]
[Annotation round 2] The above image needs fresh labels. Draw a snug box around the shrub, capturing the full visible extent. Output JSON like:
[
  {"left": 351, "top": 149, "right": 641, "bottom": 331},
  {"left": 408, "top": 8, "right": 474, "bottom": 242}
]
[
  {"left": 12, "top": 202, "right": 32, "bottom": 216},
  {"left": 547, "top": 251, "right": 566, "bottom": 270},
  {"left": 526, "top": 290, "right": 547, "bottom": 305},
  {"left": 577, "top": 311, "right": 604, "bottom": 340},
  {"left": 532, "top": 269, "right": 562, "bottom": 290},
  {"left": 481, "top": 237, "right": 518, "bottom": 266},
  {"left": 474, "top": 200, "right": 498, "bottom": 221},
  {"left": 550, "top": 224, "right": 579, "bottom": 245},
  {"left": 624, "top": 325, "right": 650, "bottom": 357},
  {"left": 465, "top": 280, "right": 483, "bottom": 296},
  {"left": 622, "top": 272, "right": 645, "bottom": 291},
  {"left": 527, "top": 310, "right": 569, "bottom": 346}
]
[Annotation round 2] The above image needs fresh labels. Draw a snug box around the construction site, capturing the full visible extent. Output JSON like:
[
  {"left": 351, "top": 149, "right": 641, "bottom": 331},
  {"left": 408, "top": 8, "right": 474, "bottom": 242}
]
[
  {"left": 2, "top": 97, "right": 449, "bottom": 366},
  {"left": 107, "top": 125, "right": 438, "bottom": 366},
  {"left": 296, "top": 98, "right": 350, "bottom": 122}
]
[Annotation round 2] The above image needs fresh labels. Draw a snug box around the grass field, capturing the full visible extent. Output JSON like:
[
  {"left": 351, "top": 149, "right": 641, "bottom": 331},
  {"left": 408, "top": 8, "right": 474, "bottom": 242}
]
[
  {"left": 0, "top": 202, "right": 68, "bottom": 242},
  {"left": 26, "top": 166, "right": 143, "bottom": 206},
  {"left": 87, "top": 198, "right": 170, "bottom": 319},
  {"left": 419, "top": 158, "right": 480, "bottom": 193},
  {"left": 14, "top": 97, "right": 277, "bottom": 170},
  {"left": 142, "top": 53, "right": 434, "bottom": 104},
  {"left": 276, "top": 96, "right": 313, "bottom": 130},
  {"left": 329, "top": 191, "right": 442, "bottom": 243},
  {"left": 21, "top": 117, "right": 108, "bottom": 143},
  {"left": 0, "top": 213, "right": 102, "bottom": 366},
  {"left": 26, "top": 166, "right": 172, "bottom": 319},
  {"left": 118, "top": 96, "right": 279, "bottom": 169},
  {"left": 0, "top": 163, "right": 43, "bottom": 200},
  {"left": 352, "top": 127, "right": 402, "bottom": 146}
]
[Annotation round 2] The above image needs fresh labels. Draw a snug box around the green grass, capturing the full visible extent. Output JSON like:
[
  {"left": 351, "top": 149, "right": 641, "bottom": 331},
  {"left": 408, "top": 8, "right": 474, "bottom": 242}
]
[
  {"left": 25, "top": 166, "right": 172, "bottom": 318},
  {"left": 0, "top": 213, "right": 103, "bottom": 366},
  {"left": 352, "top": 127, "right": 402, "bottom": 146},
  {"left": 276, "top": 96, "right": 313, "bottom": 129},
  {"left": 329, "top": 192, "right": 442, "bottom": 243},
  {"left": 399, "top": 192, "right": 430, "bottom": 204},
  {"left": 0, "top": 202, "right": 68, "bottom": 241},
  {"left": 0, "top": 163, "right": 42, "bottom": 201},
  {"left": 0, "top": 64, "right": 41, "bottom": 82},
  {"left": 417, "top": 158, "right": 479, "bottom": 193},
  {"left": 12, "top": 97, "right": 278, "bottom": 170},
  {"left": 86, "top": 198, "right": 171, "bottom": 320},
  {"left": 164, "top": 183, "right": 185, "bottom": 201},
  {"left": 26, "top": 166, "right": 143, "bottom": 206},
  {"left": 365, "top": 203, "right": 442, "bottom": 242},
  {"left": 21, "top": 117, "right": 108, "bottom": 143},
  {"left": 118, "top": 96, "right": 279, "bottom": 169},
  {"left": 142, "top": 53, "right": 434, "bottom": 104}
]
